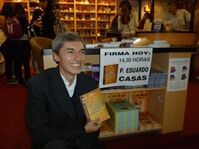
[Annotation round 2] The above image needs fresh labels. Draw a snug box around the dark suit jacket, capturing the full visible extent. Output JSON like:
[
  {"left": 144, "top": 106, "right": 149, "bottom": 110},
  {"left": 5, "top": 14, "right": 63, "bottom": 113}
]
[{"left": 26, "top": 68, "right": 99, "bottom": 147}]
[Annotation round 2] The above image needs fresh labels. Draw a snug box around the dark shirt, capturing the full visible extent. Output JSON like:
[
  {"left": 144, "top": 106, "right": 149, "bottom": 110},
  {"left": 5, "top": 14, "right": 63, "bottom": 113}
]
[
  {"left": 42, "top": 11, "right": 56, "bottom": 39},
  {"left": 26, "top": 68, "right": 99, "bottom": 147}
]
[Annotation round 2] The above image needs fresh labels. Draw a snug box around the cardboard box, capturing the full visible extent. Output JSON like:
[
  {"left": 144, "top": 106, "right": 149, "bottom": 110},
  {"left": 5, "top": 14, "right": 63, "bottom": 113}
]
[{"left": 106, "top": 100, "right": 139, "bottom": 132}]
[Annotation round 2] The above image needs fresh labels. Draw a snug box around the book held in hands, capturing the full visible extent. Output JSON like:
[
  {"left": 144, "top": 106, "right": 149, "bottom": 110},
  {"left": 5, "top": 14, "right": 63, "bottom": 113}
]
[{"left": 80, "top": 88, "right": 110, "bottom": 123}]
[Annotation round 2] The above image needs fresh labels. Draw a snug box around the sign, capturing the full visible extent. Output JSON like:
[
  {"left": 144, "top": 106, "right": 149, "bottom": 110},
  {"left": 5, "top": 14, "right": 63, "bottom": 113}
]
[
  {"left": 167, "top": 58, "right": 190, "bottom": 92},
  {"left": 99, "top": 48, "right": 153, "bottom": 88}
]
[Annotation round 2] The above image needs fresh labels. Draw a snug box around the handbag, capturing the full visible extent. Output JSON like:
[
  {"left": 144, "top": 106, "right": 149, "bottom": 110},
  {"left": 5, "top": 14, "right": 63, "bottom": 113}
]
[{"left": 27, "top": 24, "right": 36, "bottom": 38}]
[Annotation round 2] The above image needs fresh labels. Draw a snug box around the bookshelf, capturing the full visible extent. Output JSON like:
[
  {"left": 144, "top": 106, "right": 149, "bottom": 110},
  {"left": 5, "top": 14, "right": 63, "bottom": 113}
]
[
  {"left": 58, "top": 0, "right": 117, "bottom": 43},
  {"left": 4, "top": 0, "right": 117, "bottom": 43}
]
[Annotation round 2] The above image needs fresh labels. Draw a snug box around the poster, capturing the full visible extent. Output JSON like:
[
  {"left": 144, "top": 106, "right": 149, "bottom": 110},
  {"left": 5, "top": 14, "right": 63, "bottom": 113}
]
[
  {"left": 167, "top": 58, "right": 190, "bottom": 92},
  {"left": 99, "top": 48, "right": 153, "bottom": 88}
]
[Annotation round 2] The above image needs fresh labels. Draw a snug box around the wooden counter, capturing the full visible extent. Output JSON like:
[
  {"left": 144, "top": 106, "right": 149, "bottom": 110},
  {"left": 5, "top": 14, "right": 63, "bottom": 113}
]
[
  {"left": 43, "top": 46, "right": 196, "bottom": 138},
  {"left": 136, "top": 32, "right": 198, "bottom": 46}
]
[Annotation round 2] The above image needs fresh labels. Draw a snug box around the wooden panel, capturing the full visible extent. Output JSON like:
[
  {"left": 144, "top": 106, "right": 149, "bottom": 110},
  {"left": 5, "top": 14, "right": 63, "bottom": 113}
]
[
  {"left": 137, "top": 32, "right": 198, "bottom": 46},
  {"left": 0, "top": 0, "right": 4, "bottom": 10},
  {"left": 85, "top": 55, "right": 99, "bottom": 64},
  {"left": 151, "top": 53, "right": 169, "bottom": 72},
  {"left": 148, "top": 89, "right": 165, "bottom": 123},
  {"left": 162, "top": 52, "right": 191, "bottom": 133},
  {"left": 162, "top": 91, "right": 187, "bottom": 133}
]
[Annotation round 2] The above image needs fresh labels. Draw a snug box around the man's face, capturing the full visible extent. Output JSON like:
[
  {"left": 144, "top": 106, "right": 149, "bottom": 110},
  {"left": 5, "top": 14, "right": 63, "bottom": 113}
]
[
  {"left": 168, "top": 5, "right": 177, "bottom": 15},
  {"left": 53, "top": 41, "right": 86, "bottom": 80}
]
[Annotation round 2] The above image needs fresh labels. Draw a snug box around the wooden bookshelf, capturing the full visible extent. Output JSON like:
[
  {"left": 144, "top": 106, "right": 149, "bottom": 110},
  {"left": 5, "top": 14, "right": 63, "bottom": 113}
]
[
  {"left": 4, "top": 0, "right": 117, "bottom": 43},
  {"left": 58, "top": 0, "right": 117, "bottom": 43}
]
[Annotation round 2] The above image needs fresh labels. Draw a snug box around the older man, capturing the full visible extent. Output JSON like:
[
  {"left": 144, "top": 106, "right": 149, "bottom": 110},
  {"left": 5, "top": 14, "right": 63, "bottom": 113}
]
[{"left": 164, "top": 2, "right": 191, "bottom": 31}]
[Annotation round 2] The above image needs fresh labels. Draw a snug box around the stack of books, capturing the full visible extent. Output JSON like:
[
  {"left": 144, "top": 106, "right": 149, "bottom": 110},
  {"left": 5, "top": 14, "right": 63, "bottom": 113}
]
[
  {"left": 139, "top": 113, "right": 161, "bottom": 131},
  {"left": 148, "top": 69, "right": 167, "bottom": 88},
  {"left": 106, "top": 100, "right": 139, "bottom": 132},
  {"left": 128, "top": 91, "right": 148, "bottom": 112}
]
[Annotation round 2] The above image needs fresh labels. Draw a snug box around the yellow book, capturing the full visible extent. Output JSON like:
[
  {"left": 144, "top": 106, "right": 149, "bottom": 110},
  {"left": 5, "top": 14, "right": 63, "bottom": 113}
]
[{"left": 80, "top": 88, "right": 110, "bottom": 123}]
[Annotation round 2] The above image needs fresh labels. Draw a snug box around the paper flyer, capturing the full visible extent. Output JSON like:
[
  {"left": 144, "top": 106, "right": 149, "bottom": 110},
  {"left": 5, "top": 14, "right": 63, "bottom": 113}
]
[
  {"left": 99, "top": 48, "right": 153, "bottom": 88},
  {"left": 167, "top": 58, "right": 190, "bottom": 92}
]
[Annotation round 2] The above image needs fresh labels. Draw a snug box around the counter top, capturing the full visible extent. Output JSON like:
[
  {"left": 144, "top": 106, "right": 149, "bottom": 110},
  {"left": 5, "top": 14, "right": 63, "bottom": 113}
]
[
  {"left": 136, "top": 31, "right": 196, "bottom": 34},
  {"left": 85, "top": 45, "right": 197, "bottom": 55}
]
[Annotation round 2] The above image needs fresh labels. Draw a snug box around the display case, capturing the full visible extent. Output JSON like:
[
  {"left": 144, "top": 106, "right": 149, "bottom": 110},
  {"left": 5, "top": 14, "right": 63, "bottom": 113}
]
[
  {"left": 83, "top": 46, "right": 194, "bottom": 139},
  {"left": 42, "top": 43, "right": 196, "bottom": 139}
]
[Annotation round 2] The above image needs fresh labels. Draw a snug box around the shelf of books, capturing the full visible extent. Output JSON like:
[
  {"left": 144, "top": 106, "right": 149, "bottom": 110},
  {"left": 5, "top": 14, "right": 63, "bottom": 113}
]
[
  {"left": 99, "top": 88, "right": 164, "bottom": 139},
  {"left": 58, "top": 0, "right": 117, "bottom": 43},
  {"left": 100, "top": 112, "right": 162, "bottom": 139}
]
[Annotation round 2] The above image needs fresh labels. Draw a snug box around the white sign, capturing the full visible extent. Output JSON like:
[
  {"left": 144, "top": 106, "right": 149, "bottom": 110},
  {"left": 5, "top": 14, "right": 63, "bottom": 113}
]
[
  {"left": 99, "top": 48, "right": 153, "bottom": 88},
  {"left": 167, "top": 58, "right": 190, "bottom": 92}
]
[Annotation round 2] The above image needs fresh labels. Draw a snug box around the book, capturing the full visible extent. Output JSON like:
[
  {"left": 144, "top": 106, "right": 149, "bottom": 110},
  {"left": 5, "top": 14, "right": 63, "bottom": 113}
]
[
  {"left": 129, "top": 91, "right": 148, "bottom": 112},
  {"left": 80, "top": 88, "right": 110, "bottom": 123},
  {"left": 103, "top": 64, "right": 118, "bottom": 85},
  {"left": 139, "top": 113, "right": 161, "bottom": 131}
]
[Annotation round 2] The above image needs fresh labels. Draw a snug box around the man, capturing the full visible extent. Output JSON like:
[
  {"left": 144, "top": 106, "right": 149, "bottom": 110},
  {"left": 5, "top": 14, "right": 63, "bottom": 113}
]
[
  {"left": 164, "top": 2, "right": 191, "bottom": 31},
  {"left": 26, "top": 32, "right": 102, "bottom": 149}
]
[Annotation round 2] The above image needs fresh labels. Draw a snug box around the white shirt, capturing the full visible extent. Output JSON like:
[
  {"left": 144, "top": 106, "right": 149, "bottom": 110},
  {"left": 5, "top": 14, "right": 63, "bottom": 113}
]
[
  {"left": 60, "top": 72, "right": 77, "bottom": 98},
  {"left": 118, "top": 10, "right": 138, "bottom": 35},
  {"left": 164, "top": 9, "right": 191, "bottom": 31}
]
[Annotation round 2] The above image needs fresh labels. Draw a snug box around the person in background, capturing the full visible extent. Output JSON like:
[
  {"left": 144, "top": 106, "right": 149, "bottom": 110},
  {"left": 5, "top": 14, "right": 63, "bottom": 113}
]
[
  {"left": 30, "top": 5, "right": 43, "bottom": 36},
  {"left": 118, "top": 0, "right": 138, "bottom": 38},
  {"left": 30, "top": 0, "right": 50, "bottom": 37},
  {"left": 13, "top": 3, "right": 31, "bottom": 84},
  {"left": 164, "top": 2, "right": 191, "bottom": 31},
  {"left": 26, "top": 32, "right": 103, "bottom": 149},
  {"left": 0, "top": 2, "right": 17, "bottom": 84},
  {"left": 53, "top": 3, "right": 69, "bottom": 35},
  {"left": 42, "top": 0, "right": 56, "bottom": 39}
]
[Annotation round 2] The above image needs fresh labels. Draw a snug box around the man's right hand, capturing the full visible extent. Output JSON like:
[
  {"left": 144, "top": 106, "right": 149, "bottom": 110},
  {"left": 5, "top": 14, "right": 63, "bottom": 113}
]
[{"left": 84, "top": 119, "right": 102, "bottom": 133}]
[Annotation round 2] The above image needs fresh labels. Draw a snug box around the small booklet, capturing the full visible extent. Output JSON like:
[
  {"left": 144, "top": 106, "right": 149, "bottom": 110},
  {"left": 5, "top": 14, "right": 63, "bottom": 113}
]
[{"left": 80, "top": 88, "right": 110, "bottom": 123}]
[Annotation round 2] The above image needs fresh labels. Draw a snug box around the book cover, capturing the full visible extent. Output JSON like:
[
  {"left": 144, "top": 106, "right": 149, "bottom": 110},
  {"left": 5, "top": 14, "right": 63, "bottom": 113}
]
[
  {"left": 80, "top": 88, "right": 110, "bottom": 123},
  {"left": 103, "top": 64, "right": 118, "bottom": 85},
  {"left": 129, "top": 91, "right": 148, "bottom": 112}
]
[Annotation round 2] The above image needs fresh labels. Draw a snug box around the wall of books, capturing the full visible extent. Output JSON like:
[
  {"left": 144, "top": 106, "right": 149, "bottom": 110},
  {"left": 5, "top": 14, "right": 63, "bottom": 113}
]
[
  {"left": 58, "top": 0, "right": 117, "bottom": 43},
  {"left": 4, "top": 0, "right": 117, "bottom": 43}
]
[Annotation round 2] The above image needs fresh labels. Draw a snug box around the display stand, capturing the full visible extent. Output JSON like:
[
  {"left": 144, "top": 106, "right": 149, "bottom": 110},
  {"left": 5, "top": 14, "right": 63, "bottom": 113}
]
[{"left": 43, "top": 45, "right": 196, "bottom": 139}]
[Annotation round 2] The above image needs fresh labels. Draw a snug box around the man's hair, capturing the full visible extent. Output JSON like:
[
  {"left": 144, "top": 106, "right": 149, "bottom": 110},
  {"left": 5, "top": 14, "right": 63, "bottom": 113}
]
[{"left": 52, "top": 32, "right": 85, "bottom": 54}]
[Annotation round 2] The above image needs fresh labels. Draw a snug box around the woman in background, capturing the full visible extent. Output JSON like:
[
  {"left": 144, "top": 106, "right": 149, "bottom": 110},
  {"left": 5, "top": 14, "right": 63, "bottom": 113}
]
[
  {"left": 11, "top": 3, "right": 30, "bottom": 84},
  {"left": 118, "top": 0, "right": 138, "bottom": 38},
  {"left": 42, "top": 0, "right": 56, "bottom": 39}
]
